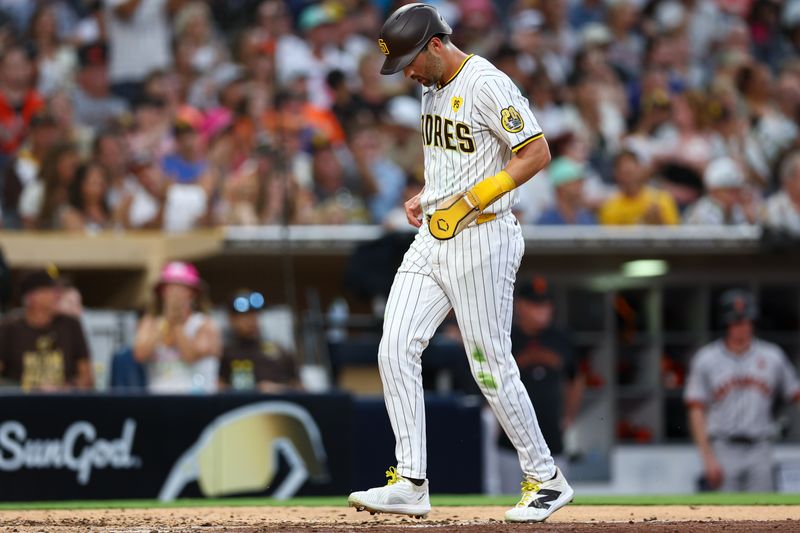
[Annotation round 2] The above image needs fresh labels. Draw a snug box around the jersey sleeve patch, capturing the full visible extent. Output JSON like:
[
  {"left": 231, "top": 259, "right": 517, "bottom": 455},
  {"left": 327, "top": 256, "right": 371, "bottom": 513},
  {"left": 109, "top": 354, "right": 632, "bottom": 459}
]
[{"left": 501, "top": 106, "right": 524, "bottom": 133}]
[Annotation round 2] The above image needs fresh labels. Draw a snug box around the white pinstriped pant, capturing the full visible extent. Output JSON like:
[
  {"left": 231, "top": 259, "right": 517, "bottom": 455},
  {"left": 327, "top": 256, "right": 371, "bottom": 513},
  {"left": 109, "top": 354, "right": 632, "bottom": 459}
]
[{"left": 378, "top": 213, "right": 555, "bottom": 481}]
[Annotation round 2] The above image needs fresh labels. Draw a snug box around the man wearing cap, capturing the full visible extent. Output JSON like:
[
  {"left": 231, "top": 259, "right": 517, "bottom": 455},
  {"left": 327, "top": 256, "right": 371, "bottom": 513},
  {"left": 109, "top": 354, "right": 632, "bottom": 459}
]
[
  {"left": 685, "top": 289, "right": 800, "bottom": 491},
  {"left": 494, "top": 276, "right": 585, "bottom": 492},
  {"left": 70, "top": 42, "right": 129, "bottom": 130},
  {"left": 0, "top": 267, "right": 93, "bottom": 391},
  {"left": 684, "top": 157, "right": 758, "bottom": 225},
  {"left": 537, "top": 157, "right": 596, "bottom": 225},
  {"left": 218, "top": 290, "right": 300, "bottom": 393}
]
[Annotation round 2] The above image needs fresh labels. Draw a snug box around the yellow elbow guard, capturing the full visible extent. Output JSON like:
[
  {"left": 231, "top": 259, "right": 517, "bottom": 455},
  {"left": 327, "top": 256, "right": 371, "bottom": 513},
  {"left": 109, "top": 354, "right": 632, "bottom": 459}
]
[{"left": 465, "top": 170, "right": 517, "bottom": 211}]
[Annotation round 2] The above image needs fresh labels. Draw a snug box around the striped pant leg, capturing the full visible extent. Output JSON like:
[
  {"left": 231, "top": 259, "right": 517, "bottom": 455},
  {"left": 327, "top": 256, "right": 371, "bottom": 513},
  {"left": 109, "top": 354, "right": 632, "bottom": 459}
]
[
  {"left": 442, "top": 216, "right": 555, "bottom": 482},
  {"left": 378, "top": 268, "right": 452, "bottom": 480}
]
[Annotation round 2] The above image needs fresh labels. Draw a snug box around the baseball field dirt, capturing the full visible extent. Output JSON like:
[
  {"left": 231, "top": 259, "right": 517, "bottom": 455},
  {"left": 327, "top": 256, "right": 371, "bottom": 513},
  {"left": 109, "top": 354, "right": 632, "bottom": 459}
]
[{"left": 2, "top": 505, "right": 800, "bottom": 532}]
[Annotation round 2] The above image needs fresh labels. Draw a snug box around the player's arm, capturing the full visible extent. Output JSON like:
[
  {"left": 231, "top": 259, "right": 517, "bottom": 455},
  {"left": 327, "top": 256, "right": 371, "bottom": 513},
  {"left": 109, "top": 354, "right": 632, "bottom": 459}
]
[
  {"left": 405, "top": 186, "right": 425, "bottom": 228},
  {"left": 429, "top": 138, "right": 549, "bottom": 239},
  {"left": 687, "top": 403, "right": 723, "bottom": 489}
]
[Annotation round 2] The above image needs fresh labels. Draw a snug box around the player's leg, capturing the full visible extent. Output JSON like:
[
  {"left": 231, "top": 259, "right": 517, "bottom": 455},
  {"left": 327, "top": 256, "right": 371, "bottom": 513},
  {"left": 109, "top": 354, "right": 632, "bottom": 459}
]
[
  {"left": 348, "top": 266, "right": 452, "bottom": 517},
  {"left": 713, "top": 440, "right": 743, "bottom": 492},
  {"left": 442, "top": 216, "right": 571, "bottom": 521},
  {"left": 743, "top": 441, "right": 774, "bottom": 492},
  {"left": 378, "top": 270, "right": 452, "bottom": 479}
]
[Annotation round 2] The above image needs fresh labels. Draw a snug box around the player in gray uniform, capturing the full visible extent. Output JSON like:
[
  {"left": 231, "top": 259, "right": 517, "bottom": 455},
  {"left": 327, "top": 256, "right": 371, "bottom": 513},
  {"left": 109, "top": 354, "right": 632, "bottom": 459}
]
[
  {"left": 347, "top": 3, "right": 572, "bottom": 523},
  {"left": 685, "top": 289, "right": 800, "bottom": 491}
]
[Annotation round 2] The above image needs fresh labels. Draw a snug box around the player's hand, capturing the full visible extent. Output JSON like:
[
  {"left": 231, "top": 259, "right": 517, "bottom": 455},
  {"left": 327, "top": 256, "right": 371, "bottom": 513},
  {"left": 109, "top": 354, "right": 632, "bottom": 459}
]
[
  {"left": 703, "top": 455, "right": 724, "bottom": 490},
  {"left": 429, "top": 191, "right": 480, "bottom": 240},
  {"left": 405, "top": 192, "right": 423, "bottom": 228}
]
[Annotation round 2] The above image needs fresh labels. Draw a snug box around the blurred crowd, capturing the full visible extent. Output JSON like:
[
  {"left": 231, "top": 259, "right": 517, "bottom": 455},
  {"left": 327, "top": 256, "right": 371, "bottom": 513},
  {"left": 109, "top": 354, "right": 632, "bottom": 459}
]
[{"left": 0, "top": 0, "right": 797, "bottom": 234}]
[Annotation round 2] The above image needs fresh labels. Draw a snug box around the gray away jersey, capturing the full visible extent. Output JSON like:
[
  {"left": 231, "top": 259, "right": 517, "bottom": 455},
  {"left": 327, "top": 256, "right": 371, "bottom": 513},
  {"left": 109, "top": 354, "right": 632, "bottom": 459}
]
[
  {"left": 684, "top": 338, "right": 800, "bottom": 439},
  {"left": 418, "top": 55, "right": 543, "bottom": 216}
]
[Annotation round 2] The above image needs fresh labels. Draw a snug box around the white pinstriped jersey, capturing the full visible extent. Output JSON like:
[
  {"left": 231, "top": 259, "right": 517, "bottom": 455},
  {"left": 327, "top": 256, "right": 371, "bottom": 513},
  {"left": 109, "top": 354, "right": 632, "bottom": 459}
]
[
  {"left": 684, "top": 338, "right": 800, "bottom": 438},
  {"left": 418, "top": 55, "right": 543, "bottom": 216}
]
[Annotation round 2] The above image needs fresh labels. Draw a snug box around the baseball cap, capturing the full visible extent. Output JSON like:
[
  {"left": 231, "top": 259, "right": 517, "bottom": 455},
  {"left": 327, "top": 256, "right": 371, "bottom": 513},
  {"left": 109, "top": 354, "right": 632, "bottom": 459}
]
[
  {"left": 703, "top": 157, "right": 745, "bottom": 190},
  {"left": 515, "top": 276, "right": 553, "bottom": 303},
  {"left": 78, "top": 42, "right": 107, "bottom": 68},
  {"left": 581, "top": 23, "right": 612, "bottom": 47},
  {"left": 548, "top": 157, "right": 584, "bottom": 188},
  {"left": 299, "top": 3, "right": 337, "bottom": 31},
  {"left": 230, "top": 290, "right": 265, "bottom": 314},
  {"left": 155, "top": 262, "right": 202, "bottom": 292},
  {"left": 719, "top": 289, "right": 758, "bottom": 325},
  {"left": 385, "top": 96, "right": 421, "bottom": 131},
  {"left": 20, "top": 265, "right": 61, "bottom": 298},
  {"left": 511, "top": 9, "right": 543, "bottom": 33}
]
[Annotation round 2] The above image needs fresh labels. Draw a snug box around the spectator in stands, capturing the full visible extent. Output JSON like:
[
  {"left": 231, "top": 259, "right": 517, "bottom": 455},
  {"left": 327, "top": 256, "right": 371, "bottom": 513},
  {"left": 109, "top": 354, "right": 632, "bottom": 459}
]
[
  {"left": 133, "top": 261, "right": 221, "bottom": 393},
  {"left": 494, "top": 276, "right": 584, "bottom": 493},
  {"left": 60, "top": 161, "right": 113, "bottom": 231},
  {"left": 350, "top": 126, "right": 405, "bottom": 225},
  {"left": 0, "top": 266, "right": 93, "bottom": 391},
  {"left": 104, "top": 0, "right": 183, "bottom": 105},
  {"left": 537, "top": 157, "right": 596, "bottom": 225},
  {"left": 161, "top": 119, "right": 207, "bottom": 184},
  {"left": 94, "top": 127, "right": 134, "bottom": 211},
  {"left": 122, "top": 152, "right": 167, "bottom": 229},
  {"left": 0, "top": 44, "right": 44, "bottom": 164},
  {"left": 219, "top": 289, "right": 300, "bottom": 392},
  {"left": 762, "top": 151, "right": 800, "bottom": 236},
  {"left": 684, "top": 157, "right": 758, "bottom": 225},
  {"left": 28, "top": 3, "right": 78, "bottom": 97},
  {"left": 2, "top": 111, "right": 60, "bottom": 228},
  {"left": 18, "top": 141, "right": 80, "bottom": 229},
  {"left": 309, "top": 137, "right": 369, "bottom": 224},
  {"left": 128, "top": 96, "right": 173, "bottom": 162},
  {"left": 70, "top": 42, "right": 129, "bottom": 131},
  {"left": 173, "top": 1, "right": 227, "bottom": 78},
  {"left": 599, "top": 150, "right": 680, "bottom": 225}
]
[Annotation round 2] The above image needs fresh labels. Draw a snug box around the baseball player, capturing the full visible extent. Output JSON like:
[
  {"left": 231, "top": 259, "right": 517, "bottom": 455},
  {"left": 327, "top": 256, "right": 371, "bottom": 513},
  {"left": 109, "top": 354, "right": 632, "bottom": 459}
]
[
  {"left": 348, "top": 4, "right": 572, "bottom": 523},
  {"left": 685, "top": 289, "right": 800, "bottom": 492}
]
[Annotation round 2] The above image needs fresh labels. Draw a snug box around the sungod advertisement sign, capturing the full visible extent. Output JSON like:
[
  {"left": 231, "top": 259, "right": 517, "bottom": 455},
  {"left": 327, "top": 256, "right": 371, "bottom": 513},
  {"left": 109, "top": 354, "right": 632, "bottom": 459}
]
[{"left": 0, "top": 394, "right": 353, "bottom": 500}]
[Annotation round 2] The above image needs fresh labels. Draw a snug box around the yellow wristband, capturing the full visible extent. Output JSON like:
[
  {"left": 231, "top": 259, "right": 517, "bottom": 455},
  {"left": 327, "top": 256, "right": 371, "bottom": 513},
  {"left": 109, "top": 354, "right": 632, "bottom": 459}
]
[{"left": 466, "top": 170, "right": 517, "bottom": 211}]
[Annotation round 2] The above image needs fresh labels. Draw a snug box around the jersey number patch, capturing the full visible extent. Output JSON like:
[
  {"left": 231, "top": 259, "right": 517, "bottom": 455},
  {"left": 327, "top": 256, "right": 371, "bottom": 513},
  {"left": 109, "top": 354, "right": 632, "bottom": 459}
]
[{"left": 501, "top": 106, "right": 524, "bottom": 133}]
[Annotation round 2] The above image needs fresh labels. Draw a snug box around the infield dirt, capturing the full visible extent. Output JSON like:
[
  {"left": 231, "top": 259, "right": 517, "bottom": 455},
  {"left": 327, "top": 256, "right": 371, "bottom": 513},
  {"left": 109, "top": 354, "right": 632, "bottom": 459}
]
[{"left": 2, "top": 505, "right": 800, "bottom": 532}]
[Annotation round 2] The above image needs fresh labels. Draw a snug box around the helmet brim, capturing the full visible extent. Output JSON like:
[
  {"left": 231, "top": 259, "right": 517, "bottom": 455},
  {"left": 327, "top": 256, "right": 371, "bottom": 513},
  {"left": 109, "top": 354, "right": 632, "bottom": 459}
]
[{"left": 380, "top": 48, "right": 421, "bottom": 75}]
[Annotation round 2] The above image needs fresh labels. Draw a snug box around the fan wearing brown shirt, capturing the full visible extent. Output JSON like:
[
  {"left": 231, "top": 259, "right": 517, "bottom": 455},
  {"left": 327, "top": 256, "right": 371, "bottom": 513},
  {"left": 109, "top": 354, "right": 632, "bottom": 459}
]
[
  {"left": 218, "top": 290, "right": 300, "bottom": 393},
  {"left": 0, "top": 268, "right": 93, "bottom": 391}
]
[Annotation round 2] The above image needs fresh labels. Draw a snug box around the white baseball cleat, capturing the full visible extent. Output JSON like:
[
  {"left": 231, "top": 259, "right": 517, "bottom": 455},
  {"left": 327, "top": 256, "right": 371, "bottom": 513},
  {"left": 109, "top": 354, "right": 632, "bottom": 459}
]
[
  {"left": 348, "top": 467, "right": 430, "bottom": 518},
  {"left": 504, "top": 466, "right": 574, "bottom": 523}
]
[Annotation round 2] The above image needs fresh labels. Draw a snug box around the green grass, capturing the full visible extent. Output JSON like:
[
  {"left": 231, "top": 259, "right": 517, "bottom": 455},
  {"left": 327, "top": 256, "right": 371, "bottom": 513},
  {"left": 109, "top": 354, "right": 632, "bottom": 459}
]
[{"left": 1, "top": 493, "right": 799, "bottom": 511}]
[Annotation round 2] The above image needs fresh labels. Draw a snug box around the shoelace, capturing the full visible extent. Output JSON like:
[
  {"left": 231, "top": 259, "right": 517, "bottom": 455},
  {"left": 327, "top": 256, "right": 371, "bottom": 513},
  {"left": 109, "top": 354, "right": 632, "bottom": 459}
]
[
  {"left": 385, "top": 466, "right": 400, "bottom": 486},
  {"left": 516, "top": 479, "right": 542, "bottom": 507}
]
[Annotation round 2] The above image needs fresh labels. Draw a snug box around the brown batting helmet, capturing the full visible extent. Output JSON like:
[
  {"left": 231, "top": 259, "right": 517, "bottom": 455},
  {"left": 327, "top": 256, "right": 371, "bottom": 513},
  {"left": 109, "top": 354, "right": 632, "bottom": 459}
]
[{"left": 378, "top": 3, "right": 452, "bottom": 75}]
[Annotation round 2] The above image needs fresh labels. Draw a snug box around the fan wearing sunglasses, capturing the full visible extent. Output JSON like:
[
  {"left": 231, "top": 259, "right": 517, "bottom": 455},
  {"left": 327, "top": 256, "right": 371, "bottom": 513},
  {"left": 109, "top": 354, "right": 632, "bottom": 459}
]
[{"left": 218, "top": 290, "right": 301, "bottom": 393}]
